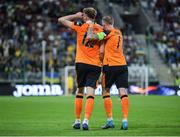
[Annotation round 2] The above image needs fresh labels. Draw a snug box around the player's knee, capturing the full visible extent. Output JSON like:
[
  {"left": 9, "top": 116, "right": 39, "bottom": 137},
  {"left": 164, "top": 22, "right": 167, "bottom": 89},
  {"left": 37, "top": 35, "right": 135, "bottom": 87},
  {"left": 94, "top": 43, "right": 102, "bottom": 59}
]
[
  {"left": 118, "top": 88, "right": 128, "bottom": 96},
  {"left": 86, "top": 86, "right": 95, "bottom": 95},
  {"left": 102, "top": 88, "right": 110, "bottom": 96},
  {"left": 102, "top": 88, "right": 110, "bottom": 99},
  {"left": 76, "top": 87, "right": 84, "bottom": 94}
]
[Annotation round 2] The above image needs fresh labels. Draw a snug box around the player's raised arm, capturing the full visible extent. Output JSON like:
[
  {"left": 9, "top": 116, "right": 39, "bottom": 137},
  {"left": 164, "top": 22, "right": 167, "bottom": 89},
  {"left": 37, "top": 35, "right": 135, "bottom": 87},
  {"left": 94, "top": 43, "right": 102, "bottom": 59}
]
[{"left": 58, "top": 12, "right": 83, "bottom": 28}]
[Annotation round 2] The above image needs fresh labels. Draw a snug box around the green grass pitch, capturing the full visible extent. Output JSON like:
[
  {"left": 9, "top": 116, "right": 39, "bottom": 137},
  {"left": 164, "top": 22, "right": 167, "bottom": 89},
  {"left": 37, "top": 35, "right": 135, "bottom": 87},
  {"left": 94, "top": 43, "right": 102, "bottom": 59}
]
[{"left": 0, "top": 95, "right": 180, "bottom": 136}]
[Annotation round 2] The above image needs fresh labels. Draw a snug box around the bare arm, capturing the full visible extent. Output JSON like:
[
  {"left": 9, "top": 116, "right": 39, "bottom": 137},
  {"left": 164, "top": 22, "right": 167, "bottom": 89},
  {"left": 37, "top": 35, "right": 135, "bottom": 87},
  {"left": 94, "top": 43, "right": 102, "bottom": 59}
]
[
  {"left": 58, "top": 12, "right": 83, "bottom": 28},
  {"left": 86, "top": 23, "right": 98, "bottom": 40},
  {"left": 86, "top": 31, "right": 106, "bottom": 41}
]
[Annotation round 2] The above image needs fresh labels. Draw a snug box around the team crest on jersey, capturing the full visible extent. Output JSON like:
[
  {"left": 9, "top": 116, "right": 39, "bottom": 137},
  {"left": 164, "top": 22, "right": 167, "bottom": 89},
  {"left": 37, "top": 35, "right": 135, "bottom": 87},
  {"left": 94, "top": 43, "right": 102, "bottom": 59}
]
[
  {"left": 74, "top": 21, "right": 83, "bottom": 26},
  {"left": 104, "top": 30, "right": 111, "bottom": 35}
]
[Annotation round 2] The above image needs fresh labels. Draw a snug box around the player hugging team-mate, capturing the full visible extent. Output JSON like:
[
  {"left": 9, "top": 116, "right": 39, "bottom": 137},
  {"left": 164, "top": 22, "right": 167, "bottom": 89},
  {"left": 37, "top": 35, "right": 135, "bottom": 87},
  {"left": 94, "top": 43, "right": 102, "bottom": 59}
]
[{"left": 58, "top": 7, "right": 103, "bottom": 130}]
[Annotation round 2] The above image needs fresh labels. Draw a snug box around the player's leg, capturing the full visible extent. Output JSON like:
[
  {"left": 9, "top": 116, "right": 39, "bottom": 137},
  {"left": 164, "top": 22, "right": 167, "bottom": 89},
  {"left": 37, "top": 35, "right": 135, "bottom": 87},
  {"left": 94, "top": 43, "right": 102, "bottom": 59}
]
[
  {"left": 73, "top": 87, "right": 84, "bottom": 129},
  {"left": 82, "top": 64, "right": 101, "bottom": 130},
  {"left": 119, "top": 88, "right": 129, "bottom": 130},
  {"left": 101, "top": 70, "right": 114, "bottom": 129},
  {"left": 116, "top": 66, "right": 129, "bottom": 130},
  {"left": 82, "top": 86, "right": 95, "bottom": 130},
  {"left": 73, "top": 63, "right": 86, "bottom": 129}
]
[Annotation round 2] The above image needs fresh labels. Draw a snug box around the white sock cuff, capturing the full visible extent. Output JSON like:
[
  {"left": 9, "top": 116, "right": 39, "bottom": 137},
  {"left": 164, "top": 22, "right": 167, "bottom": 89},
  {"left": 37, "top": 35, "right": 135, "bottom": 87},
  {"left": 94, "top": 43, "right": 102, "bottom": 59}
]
[
  {"left": 107, "top": 118, "right": 113, "bottom": 121},
  {"left": 75, "top": 119, "right": 81, "bottom": 123},
  {"left": 122, "top": 118, "right": 128, "bottom": 122},
  {"left": 83, "top": 118, "right": 89, "bottom": 124}
]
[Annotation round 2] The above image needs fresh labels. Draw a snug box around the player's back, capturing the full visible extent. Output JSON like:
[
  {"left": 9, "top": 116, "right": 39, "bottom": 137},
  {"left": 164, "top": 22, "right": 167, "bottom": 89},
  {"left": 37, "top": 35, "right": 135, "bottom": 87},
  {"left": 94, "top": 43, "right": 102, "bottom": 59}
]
[
  {"left": 71, "top": 22, "right": 103, "bottom": 67},
  {"left": 103, "top": 28, "right": 127, "bottom": 66}
]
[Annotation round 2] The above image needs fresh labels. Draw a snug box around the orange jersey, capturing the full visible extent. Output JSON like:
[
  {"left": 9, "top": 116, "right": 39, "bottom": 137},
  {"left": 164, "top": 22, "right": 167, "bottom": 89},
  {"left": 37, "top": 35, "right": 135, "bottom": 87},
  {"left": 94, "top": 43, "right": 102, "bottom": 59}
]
[
  {"left": 103, "top": 28, "right": 127, "bottom": 66},
  {"left": 71, "top": 21, "right": 103, "bottom": 67}
]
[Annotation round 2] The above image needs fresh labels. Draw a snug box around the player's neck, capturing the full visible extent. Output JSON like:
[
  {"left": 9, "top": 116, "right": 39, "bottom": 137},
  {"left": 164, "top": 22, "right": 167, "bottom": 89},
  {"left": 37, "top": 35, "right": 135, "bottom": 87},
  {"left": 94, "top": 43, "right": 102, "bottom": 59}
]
[
  {"left": 107, "top": 25, "right": 114, "bottom": 30},
  {"left": 86, "top": 20, "right": 94, "bottom": 24}
]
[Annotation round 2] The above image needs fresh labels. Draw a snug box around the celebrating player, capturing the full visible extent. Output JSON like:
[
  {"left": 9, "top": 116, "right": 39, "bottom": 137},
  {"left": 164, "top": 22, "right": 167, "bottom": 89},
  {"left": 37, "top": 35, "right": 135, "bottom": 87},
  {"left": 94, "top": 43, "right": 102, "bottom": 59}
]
[
  {"left": 58, "top": 7, "right": 103, "bottom": 130},
  {"left": 87, "top": 16, "right": 129, "bottom": 130}
]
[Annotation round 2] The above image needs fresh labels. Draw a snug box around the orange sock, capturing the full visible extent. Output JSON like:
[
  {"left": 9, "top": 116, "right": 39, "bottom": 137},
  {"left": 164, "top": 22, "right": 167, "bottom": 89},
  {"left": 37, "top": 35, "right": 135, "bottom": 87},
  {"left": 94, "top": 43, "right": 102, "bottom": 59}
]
[
  {"left": 121, "top": 95, "right": 129, "bottom": 119},
  {"left": 103, "top": 93, "right": 112, "bottom": 119},
  {"left": 84, "top": 95, "right": 94, "bottom": 120},
  {"left": 74, "top": 93, "right": 83, "bottom": 119}
]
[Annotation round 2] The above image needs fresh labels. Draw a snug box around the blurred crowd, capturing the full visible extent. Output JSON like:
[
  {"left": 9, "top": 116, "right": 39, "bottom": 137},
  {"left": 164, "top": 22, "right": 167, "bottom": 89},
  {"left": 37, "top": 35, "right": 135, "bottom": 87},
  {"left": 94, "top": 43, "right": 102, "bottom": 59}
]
[
  {"left": 123, "top": 35, "right": 147, "bottom": 65},
  {"left": 140, "top": 0, "right": 180, "bottom": 86},
  {"left": 152, "top": 0, "right": 180, "bottom": 78},
  {"left": 0, "top": 0, "right": 100, "bottom": 82},
  {"left": 107, "top": 0, "right": 139, "bottom": 7},
  {"left": 0, "top": 0, "right": 148, "bottom": 83}
]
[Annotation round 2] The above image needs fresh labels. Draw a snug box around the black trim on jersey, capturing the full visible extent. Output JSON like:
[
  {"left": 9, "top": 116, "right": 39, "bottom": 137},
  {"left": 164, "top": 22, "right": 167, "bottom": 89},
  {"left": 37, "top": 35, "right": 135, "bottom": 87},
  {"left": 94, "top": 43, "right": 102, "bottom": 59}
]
[
  {"left": 121, "top": 95, "right": 128, "bottom": 99},
  {"left": 117, "top": 36, "right": 120, "bottom": 49},
  {"left": 74, "top": 21, "right": 84, "bottom": 26},
  {"left": 103, "top": 30, "right": 111, "bottom": 35},
  {"left": 82, "top": 32, "right": 87, "bottom": 45}
]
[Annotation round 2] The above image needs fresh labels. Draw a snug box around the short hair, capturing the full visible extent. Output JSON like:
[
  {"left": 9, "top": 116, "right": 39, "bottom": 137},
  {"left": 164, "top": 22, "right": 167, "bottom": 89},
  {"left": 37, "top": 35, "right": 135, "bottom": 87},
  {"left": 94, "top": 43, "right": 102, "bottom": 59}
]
[
  {"left": 83, "top": 7, "right": 97, "bottom": 20},
  {"left": 102, "top": 16, "right": 114, "bottom": 25}
]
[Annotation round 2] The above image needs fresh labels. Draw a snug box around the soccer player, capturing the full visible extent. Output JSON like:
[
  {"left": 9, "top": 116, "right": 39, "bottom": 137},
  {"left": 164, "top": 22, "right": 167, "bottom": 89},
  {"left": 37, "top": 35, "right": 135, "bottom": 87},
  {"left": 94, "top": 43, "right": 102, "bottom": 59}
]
[
  {"left": 58, "top": 7, "right": 103, "bottom": 130},
  {"left": 87, "top": 16, "right": 129, "bottom": 130}
]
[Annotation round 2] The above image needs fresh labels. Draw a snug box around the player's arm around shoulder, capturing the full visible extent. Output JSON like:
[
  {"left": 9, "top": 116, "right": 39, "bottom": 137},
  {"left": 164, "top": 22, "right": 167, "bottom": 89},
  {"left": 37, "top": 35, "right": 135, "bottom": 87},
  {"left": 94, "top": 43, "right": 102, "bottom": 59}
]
[
  {"left": 86, "top": 26, "right": 110, "bottom": 41},
  {"left": 58, "top": 12, "right": 83, "bottom": 28},
  {"left": 86, "top": 24, "right": 103, "bottom": 41}
]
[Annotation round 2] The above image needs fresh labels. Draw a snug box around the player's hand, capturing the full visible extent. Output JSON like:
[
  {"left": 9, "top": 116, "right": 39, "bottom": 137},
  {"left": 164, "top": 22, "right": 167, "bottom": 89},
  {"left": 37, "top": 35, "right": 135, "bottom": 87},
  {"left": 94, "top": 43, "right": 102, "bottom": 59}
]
[{"left": 75, "top": 12, "right": 83, "bottom": 19}]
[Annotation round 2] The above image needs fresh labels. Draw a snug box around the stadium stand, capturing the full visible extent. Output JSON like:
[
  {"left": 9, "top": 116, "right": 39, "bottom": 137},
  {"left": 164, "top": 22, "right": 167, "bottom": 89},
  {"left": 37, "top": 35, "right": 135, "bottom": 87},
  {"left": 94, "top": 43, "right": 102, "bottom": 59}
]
[
  {"left": 1, "top": 0, "right": 178, "bottom": 87},
  {"left": 0, "top": 0, "right": 101, "bottom": 82},
  {"left": 145, "top": 0, "right": 180, "bottom": 78}
]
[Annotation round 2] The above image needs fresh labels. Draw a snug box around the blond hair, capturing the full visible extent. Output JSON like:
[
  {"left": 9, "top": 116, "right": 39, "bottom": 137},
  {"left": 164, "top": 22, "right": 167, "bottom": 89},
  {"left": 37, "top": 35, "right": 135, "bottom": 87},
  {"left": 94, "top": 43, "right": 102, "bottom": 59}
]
[
  {"left": 83, "top": 7, "right": 97, "bottom": 20},
  {"left": 102, "top": 16, "right": 114, "bottom": 25}
]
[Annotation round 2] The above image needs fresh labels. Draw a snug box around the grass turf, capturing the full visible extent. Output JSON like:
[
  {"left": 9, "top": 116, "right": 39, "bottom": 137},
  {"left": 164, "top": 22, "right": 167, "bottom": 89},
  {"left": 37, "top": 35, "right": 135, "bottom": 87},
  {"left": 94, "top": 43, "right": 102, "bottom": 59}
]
[{"left": 0, "top": 95, "right": 180, "bottom": 136}]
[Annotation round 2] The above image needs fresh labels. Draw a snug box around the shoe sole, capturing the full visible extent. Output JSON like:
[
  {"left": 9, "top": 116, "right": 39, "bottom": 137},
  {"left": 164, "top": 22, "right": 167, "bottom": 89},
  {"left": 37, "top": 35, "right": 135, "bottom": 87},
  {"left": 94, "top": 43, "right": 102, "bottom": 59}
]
[
  {"left": 102, "top": 125, "right": 115, "bottom": 129},
  {"left": 73, "top": 124, "right": 81, "bottom": 129},
  {"left": 73, "top": 127, "right": 80, "bottom": 129},
  {"left": 82, "top": 125, "right": 89, "bottom": 130},
  {"left": 121, "top": 126, "right": 128, "bottom": 130}
]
